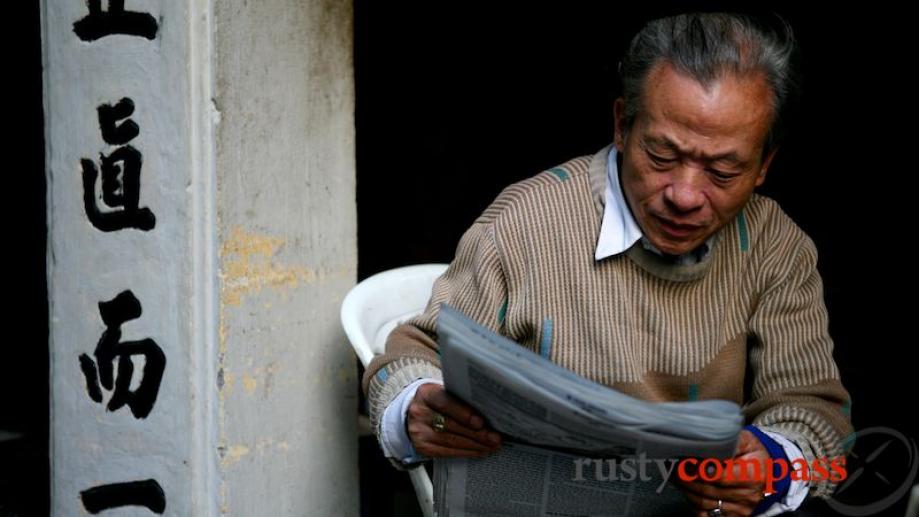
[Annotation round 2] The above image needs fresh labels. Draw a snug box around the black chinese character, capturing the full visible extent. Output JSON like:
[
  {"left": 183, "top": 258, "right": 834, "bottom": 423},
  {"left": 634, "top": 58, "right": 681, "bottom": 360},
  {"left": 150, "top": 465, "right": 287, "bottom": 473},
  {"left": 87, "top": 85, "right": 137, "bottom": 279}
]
[
  {"left": 98, "top": 97, "right": 140, "bottom": 145},
  {"left": 82, "top": 98, "right": 156, "bottom": 232},
  {"left": 79, "top": 290, "right": 166, "bottom": 419},
  {"left": 73, "top": 0, "right": 158, "bottom": 42},
  {"left": 81, "top": 479, "right": 166, "bottom": 514}
]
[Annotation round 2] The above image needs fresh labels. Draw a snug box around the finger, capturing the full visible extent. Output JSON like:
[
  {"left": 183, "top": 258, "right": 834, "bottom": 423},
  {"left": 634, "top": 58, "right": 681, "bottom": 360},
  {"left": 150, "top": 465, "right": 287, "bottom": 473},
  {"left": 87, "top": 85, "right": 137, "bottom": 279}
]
[
  {"left": 734, "top": 430, "right": 761, "bottom": 455},
  {"left": 431, "top": 414, "right": 502, "bottom": 448},
  {"left": 680, "top": 479, "right": 760, "bottom": 500},
  {"left": 679, "top": 470, "right": 765, "bottom": 490},
  {"left": 683, "top": 490, "right": 755, "bottom": 517},
  {"left": 423, "top": 427, "right": 499, "bottom": 453},
  {"left": 406, "top": 409, "right": 493, "bottom": 453},
  {"left": 407, "top": 398, "right": 501, "bottom": 449},
  {"left": 733, "top": 430, "right": 770, "bottom": 458},
  {"left": 418, "top": 384, "right": 486, "bottom": 430},
  {"left": 416, "top": 384, "right": 501, "bottom": 448},
  {"left": 678, "top": 480, "right": 762, "bottom": 509},
  {"left": 716, "top": 465, "right": 768, "bottom": 489},
  {"left": 414, "top": 440, "right": 497, "bottom": 459}
]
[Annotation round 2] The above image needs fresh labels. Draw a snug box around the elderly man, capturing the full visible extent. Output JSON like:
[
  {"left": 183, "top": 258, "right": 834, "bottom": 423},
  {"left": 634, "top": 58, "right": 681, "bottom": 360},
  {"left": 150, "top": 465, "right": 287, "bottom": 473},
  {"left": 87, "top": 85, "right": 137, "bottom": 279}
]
[{"left": 362, "top": 12, "right": 852, "bottom": 517}]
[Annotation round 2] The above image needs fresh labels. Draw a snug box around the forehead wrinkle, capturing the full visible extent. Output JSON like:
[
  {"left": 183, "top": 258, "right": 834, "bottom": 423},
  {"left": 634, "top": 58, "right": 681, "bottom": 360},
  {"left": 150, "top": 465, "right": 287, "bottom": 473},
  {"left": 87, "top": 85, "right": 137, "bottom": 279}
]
[
  {"left": 638, "top": 63, "right": 773, "bottom": 150},
  {"left": 642, "top": 133, "right": 742, "bottom": 164}
]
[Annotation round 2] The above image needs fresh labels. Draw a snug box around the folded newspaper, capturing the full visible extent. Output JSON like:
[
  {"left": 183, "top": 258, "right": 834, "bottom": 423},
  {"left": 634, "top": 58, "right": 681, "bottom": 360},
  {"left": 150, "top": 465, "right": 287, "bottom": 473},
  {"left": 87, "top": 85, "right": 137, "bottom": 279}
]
[{"left": 433, "top": 304, "right": 744, "bottom": 516}]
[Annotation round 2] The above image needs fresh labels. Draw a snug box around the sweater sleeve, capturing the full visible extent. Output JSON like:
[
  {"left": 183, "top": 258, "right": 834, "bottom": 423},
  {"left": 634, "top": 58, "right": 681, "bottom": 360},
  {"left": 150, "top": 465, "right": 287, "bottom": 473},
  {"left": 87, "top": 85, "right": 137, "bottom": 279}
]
[
  {"left": 744, "top": 230, "right": 853, "bottom": 498},
  {"left": 361, "top": 219, "right": 509, "bottom": 468}
]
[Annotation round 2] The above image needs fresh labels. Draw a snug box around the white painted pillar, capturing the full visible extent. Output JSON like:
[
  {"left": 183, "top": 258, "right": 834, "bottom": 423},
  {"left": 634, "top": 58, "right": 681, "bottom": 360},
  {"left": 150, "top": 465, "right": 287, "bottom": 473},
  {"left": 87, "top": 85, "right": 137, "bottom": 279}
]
[
  {"left": 212, "top": 0, "right": 358, "bottom": 515},
  {"left": 42, "top": 0, "right": 358, "bottom": 515}
]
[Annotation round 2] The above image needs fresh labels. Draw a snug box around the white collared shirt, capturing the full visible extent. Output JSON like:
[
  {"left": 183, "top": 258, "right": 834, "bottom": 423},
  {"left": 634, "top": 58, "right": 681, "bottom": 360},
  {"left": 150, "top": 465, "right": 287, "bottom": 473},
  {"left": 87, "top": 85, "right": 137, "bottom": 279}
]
[{"left": 596, "top": 146, "right": 644, "bottom": 261}]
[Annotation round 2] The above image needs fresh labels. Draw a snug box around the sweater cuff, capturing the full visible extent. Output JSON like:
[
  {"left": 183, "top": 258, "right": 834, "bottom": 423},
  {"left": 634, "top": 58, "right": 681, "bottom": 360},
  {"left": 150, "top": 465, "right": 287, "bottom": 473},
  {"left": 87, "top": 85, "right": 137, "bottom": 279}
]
[
  {"left": 745, "top": 425, "right": 792, "bottom": 514},
  {"left": 366, "top": 357, "right": 443, "bottom": 433}
]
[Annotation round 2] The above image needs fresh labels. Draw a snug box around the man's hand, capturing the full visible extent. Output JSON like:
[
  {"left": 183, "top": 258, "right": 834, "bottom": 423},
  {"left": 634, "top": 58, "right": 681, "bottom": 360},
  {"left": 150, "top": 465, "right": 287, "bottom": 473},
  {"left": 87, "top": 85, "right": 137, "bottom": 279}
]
[
  {"left": 677, "top": 430, "right": 770, "bottom": 517},
  {"left": 406, "top": 383, "right": 502, "bottom": 458}
]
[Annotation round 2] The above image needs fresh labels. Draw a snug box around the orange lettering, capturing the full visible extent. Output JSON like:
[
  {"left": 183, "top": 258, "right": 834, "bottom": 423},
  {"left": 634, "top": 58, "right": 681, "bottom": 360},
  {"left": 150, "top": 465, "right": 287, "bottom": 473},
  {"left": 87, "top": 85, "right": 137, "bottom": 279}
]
[
  {"left": 810, "top": 458, "right": 829, "bottom": 483},
  {"left": 678, "top": 458, "right": 699, "bottom": 482},
  {"left": 791, "top": 458, "right": 809, "bottom": 481},
  {"left": 764, "top": 459, "right": 789, "bottom": 494},
  {"left": 699, "top": 458, "right": 723, "bottom": 482},
  {"left": 829, "top": 457, "right": 848, "bottom": 482},
  {"left": 724, "top": 457, "right": 761, "bottom": 482}
]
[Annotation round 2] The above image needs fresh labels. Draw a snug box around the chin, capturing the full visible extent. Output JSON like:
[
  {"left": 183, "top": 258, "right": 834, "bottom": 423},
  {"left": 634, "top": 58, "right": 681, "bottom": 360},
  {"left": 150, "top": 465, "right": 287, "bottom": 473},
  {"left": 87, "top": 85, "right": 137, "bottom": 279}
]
[
  {"left": 650, "top": 239, "right": 699, "bottom": 257},
  {"left": 661, "top": 246, "right": 694, "bottom": 257}
]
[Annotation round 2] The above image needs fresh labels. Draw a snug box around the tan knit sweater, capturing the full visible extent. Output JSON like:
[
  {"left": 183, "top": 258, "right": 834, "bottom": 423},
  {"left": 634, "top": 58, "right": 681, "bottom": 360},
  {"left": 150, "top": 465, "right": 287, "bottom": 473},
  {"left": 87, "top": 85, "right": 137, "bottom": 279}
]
[{"left": 362, "top": 145, "right": 852, "bottom": 498}]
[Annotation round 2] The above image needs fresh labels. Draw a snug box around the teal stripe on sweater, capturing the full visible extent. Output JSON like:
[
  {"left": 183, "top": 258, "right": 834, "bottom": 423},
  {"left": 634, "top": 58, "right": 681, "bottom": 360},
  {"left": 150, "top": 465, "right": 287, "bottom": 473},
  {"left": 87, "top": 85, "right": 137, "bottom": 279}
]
[
  {"left": 539, "top": 318, "right": 553, "bottom": 358},
  {"left": 548, "top": 168, "right": 569, "bottom": 182},
  {"left": 498, "top": 299, "right": 508, "bottom": 325},
  {"left": 688, "top": 383, "right": 699, "bottom": 401},
  {"left": 737, "top": 209, "right": 749, "bottom": 252}
]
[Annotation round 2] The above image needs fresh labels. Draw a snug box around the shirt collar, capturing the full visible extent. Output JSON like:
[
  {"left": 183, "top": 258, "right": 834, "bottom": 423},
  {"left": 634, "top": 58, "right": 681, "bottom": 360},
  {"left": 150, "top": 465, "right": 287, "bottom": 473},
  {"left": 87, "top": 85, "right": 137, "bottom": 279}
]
[
  {"left": 595, "top": 146, "right": 713, "bottom": 264},
  {"left": 595, "top": 146, "right": 643, "bottom": 261}
]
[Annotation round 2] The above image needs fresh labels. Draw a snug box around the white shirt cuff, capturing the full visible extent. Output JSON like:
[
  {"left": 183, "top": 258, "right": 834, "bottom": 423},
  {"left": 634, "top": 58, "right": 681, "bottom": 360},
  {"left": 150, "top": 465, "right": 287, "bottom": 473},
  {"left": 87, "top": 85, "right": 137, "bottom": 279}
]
[
  {"left": 380, "top": 378, "right": 443, "bottom": 464},
  {"left": 756, "top": 430, "right": 810, "bottom": 516}
]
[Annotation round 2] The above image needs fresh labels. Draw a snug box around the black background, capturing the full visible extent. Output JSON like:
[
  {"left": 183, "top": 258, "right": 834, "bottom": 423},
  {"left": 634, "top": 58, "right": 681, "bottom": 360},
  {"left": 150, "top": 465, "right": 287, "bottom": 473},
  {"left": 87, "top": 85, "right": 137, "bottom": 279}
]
[
  {"left": 5, "top": 1, "right": 917, "bottom": 516},
  {"left": 354, "top": 2, "right": 918, "bottom": 516}
]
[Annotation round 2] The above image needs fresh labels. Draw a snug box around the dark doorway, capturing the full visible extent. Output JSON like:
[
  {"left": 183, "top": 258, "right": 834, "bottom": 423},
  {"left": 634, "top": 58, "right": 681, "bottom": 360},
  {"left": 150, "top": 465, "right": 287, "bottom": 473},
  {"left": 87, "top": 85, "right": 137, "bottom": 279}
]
[
  {"left": 354, "top": 2, "right": 917, "bottom": 516},
  {"left": 2, "top": 2, "right": 49, "bottom": 517}
]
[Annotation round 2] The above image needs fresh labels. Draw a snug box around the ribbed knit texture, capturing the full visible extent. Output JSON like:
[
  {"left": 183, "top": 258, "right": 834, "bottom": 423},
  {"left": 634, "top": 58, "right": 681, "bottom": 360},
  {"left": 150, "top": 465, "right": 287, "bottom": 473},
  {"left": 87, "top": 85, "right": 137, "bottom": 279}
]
[{"left": 363, "top": 146, "right": 852, "bottom": 496}]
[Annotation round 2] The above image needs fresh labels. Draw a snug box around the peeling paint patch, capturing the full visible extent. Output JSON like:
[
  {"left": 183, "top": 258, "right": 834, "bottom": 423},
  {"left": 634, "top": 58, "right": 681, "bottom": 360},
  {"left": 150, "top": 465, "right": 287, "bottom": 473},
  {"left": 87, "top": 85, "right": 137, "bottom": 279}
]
[
  {"left": 221, "top": 444, "right": 250, "bottom": 466},
  {"left": 219, "top": 483, "right": 227, "bottom": 515},
  {"left": 221, "top": 371, "right": 236, "bottom": 395},
  {"left": 242, "top": 373, "right": 257, "bottom": 394},
  {"left": 219, "top": 316, "right": 228, "bottom": 355},
  {"left": 220, "top": 438, "right": 292, "bottom": 468},
  {"left": 235, "top": 363, "right": 279, "bottom": 397},
  {"left": 220, "top": 227, "right": 298, "bottom": 307},
  {"left": 219, "top": 226, "right": 353, "bottom": 307}
]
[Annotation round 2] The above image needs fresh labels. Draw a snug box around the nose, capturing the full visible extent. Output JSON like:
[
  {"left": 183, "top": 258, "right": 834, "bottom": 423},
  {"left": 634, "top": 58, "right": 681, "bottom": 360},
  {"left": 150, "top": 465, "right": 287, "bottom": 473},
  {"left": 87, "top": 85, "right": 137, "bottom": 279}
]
[{"left": 663, "top": 168, "right": 706, "bottom": 213}]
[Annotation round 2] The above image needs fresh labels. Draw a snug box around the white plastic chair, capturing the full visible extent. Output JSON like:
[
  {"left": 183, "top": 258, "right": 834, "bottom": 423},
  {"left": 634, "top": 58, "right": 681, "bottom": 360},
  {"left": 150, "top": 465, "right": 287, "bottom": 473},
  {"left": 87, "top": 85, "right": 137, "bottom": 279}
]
[{"left": 341, "top": 263, "right": 448, "bottom": 517}]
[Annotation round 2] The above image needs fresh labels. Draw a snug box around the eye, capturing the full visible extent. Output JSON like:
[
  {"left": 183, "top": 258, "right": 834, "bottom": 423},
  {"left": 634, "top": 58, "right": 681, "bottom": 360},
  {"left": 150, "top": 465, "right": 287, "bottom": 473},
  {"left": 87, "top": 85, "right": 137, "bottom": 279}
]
[
  {"left": 707, "top": 169, "right": 737, "bottom": 183},
  {"left": 647, "top": 151, "right": 677, "bottom": 167}
]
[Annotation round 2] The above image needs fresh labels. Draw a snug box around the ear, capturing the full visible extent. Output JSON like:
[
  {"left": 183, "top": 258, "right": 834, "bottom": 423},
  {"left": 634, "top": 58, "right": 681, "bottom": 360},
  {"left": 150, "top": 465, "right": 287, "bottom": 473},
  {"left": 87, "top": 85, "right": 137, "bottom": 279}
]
[
  {"left": 755, "top": 146, "right": 779, "bottom": 187},
  {"left": 613, "top": 97, "right": 627, "bottom": 151}
]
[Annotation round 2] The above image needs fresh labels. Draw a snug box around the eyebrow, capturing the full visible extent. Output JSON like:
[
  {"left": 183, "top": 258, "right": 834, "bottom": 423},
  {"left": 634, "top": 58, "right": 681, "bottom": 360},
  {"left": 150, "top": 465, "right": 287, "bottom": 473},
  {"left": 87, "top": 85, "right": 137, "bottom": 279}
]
[{"left": 642, "top": 135, "right": 743, "bottom": 165}]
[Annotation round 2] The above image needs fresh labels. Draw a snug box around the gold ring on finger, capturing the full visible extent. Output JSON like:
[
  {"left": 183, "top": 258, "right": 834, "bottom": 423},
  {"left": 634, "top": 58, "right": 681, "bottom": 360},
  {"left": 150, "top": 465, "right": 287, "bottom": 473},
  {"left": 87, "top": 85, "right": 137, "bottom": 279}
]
[
  {"left": 707, "top": 499, "right": 724, "bottom": 517},
  {"left": 432, "top": 412, "right": 447, "bottom": 433}
]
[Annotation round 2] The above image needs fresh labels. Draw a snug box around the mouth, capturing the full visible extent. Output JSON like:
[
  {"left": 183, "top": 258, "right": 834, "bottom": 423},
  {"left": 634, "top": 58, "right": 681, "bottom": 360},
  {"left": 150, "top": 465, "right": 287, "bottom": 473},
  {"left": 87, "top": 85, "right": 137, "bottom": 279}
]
[{"left": 653, "top": 215, "right": 704, "bottom": 239}]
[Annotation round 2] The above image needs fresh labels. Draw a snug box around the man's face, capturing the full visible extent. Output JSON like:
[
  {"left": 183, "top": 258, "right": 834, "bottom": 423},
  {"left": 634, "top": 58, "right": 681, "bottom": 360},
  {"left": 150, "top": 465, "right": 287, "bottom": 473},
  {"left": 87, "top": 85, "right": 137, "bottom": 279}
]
[{"left": 614, "top": 63, "right": 778, "bottom": 256}]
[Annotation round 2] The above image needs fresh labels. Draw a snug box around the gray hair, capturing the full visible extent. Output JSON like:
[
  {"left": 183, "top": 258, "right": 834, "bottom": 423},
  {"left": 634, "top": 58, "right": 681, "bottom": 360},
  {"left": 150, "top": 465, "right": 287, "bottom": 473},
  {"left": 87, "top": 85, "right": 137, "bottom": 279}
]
[{"left": 619, "top": 12, "right": 800, "bottom": 154}]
